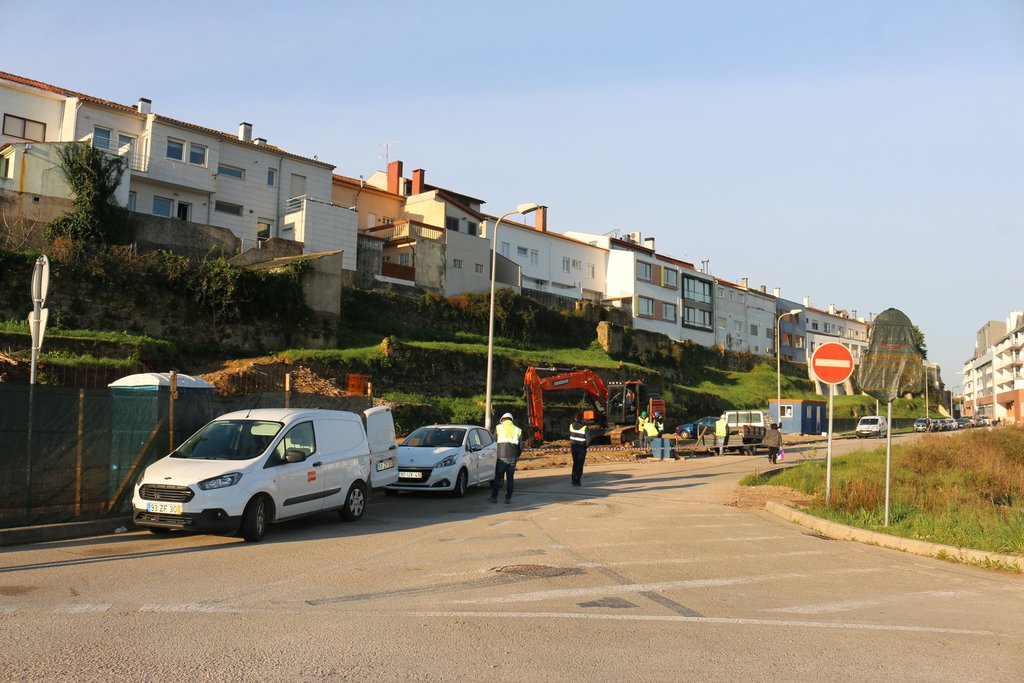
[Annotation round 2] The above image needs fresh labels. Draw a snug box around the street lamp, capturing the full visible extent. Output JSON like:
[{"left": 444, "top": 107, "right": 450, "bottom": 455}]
[
  {"left": 484, "top": 203, "right": 539, "bottom": 429},
  {"left": 776, "top": 308, "right": 802, "bottom": 425}
]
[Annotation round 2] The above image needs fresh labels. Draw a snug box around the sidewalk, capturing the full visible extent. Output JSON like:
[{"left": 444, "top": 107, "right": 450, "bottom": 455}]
[{"left": 0, "top": 517, "right": 132, "bottom": 548}]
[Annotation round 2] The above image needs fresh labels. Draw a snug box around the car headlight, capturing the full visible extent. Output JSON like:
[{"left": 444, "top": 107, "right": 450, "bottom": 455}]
[
  {"left": 433, "top": 454, "right": 458, "bottom": 469},
  {"left": 198, "top": 472, "right": 243, "bottom": 490}
]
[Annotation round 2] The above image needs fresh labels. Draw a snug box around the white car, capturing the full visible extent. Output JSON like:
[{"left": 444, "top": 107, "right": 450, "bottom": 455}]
[
  {"left": 386, "top": 425, "right": 497, "bottom": 497},
  {"left": 132, "top": 407, "right": 398, "bottom": 542},
  {"left": 855, "top": 415, "right": 888, "bottom": 438}
]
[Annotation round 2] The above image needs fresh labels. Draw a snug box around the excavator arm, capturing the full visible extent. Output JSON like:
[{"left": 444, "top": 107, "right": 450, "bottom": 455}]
[{"left": 524, "top": 367, "right": 609, "bottom": 445}]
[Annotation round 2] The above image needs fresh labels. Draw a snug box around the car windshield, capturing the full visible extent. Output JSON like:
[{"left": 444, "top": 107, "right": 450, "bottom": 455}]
[
  {"left": 172, "top": 420, "right": 282, "bottom": 460},
  {"left": 860, "top": 418, "right": 879, "bottom": 425},
  {"left": 402, "top": 427, "right": 466, "bottom": 448}
]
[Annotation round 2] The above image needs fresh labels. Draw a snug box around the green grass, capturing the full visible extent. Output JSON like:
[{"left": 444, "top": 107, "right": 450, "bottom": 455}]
[{"left": 744, "top": 427, "right": 1024, "bottom": 557}]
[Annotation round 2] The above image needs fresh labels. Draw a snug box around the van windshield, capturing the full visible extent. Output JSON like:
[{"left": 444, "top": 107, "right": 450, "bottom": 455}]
[
  {"left": 173, "top": 420, "right": 282, "bottom": 460},
  {"left": 860, "top": 418, "right": 879, "bottom": 425}
]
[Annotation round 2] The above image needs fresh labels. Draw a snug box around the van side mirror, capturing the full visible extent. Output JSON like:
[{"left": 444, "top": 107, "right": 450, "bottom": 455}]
[{"left": 284, "top": 449, "right": 307, "bottom": 463}]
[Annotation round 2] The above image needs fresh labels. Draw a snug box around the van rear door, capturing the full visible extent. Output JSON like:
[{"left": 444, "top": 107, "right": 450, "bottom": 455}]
[{"left": 364, "top": 406, "right": 399, "bottom": 488}]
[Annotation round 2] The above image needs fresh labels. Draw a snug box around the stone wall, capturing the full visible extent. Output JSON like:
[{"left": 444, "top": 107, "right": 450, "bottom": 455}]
[{"left": 133, "top": 213, "right": 240, "bottom": 258}]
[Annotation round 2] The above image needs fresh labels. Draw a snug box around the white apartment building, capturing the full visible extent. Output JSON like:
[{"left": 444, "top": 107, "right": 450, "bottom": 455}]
[
  {"left": 0, "top": 71, "right": 356, "bottom": 267},
  {"left": 963, "top": 310, "right": 1024, "bottom": 424},
  {"left": 714, "top": 278, "right": 777, "bottom": 356},
  {"left": 802, "top": 298, "right": 871, "bottom": 364}
]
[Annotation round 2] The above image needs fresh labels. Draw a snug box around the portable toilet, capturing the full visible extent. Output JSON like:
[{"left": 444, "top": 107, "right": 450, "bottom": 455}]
[
  {"left": 107, "top": 373, "right": 214, "bottom": 501},
  {"left": 769, "top": 398, "right": 827, "bottom": 435}
]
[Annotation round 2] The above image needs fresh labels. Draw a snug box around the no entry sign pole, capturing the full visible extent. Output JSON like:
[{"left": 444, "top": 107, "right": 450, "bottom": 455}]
[{"left": 810, "top": 343, "right": 855, "bottom": 506}]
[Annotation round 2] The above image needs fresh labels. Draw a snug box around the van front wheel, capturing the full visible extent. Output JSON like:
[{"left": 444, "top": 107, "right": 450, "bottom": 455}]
[
  {"left": 340, "top": 482, "right": 366, "bottom": 522},
  {"left": 240, "top": 495, "right": 269, "bottom": 542}
]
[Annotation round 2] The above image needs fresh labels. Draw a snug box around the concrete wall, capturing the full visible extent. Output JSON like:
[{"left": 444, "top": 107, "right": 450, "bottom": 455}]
[
  {"left": 413, "top": 238, "right": 446, "bottom": 292},
  {"left": 232, "top": 238, "right": 303, "bottom": 266},
  {"left": 444, "top": 230, "right": 492, "bottom": 294},
  {"left": 301, "top": 252, "right": 344, "bottom": 317},
  {"left": 132, "top": 213, "right": 240, "bottom": 258},
  {"left": 0, "top": 189, "right": 69, "bottom": 249},
  {"left": 355, "top": 235, "right": 383, "bottom": 289}
]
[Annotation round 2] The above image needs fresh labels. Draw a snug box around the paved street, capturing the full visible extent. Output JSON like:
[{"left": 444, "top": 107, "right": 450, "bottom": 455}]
[{"left": 1, "top": 441, "right": 1021, "bottom": 682}]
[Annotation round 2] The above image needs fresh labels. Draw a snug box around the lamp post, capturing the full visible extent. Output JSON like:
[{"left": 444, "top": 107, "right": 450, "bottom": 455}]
[
  {"left": 484, "top": 203, "right": 539, "bottom": 429},
  {"left": 775, "top": 308, "right": 802, "bottom": 425}
]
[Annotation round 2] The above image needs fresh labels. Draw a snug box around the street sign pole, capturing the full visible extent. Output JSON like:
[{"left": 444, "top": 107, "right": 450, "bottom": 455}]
[
  {"left": 26, "top": 255, "right": 50, "bottom": 518},
  {"left": 885, "top": 400, "right": 892, "bottom": 526},
  {"left": 810, "top": 343, "right": 855, "bottom": 508},
  {"left": 826, "top": 381, "right": 834, "bottom": 505}
]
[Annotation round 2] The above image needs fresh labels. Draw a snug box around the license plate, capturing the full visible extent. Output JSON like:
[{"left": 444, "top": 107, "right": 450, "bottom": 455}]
[
  {"left": 398, "top": 471, "right": 423, "bottom": 479},
  {"left": 147, "top": 502, "right": 182, "bottom": 514},
  {"left": 376, "top": 457, "right": 395, "bottom": 471}
]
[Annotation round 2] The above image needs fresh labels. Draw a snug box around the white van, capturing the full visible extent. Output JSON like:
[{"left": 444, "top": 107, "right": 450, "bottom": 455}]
[
  {"left": 855, "top": 415, "right": 888, "bottom": 438},
  {"left": 132, "top": 407, "right": 398, "bottom": 541}
]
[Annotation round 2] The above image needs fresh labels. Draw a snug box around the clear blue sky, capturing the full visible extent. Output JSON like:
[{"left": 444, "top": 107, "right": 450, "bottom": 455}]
[{"left": 9, "top": 0, "right": 1024, "bottom": 391}]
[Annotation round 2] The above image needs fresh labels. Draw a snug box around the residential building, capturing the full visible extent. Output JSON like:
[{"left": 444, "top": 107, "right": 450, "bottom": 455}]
[
  {"left": 0, "top": 71, "right": 356, "bottom": 268},
  {"left": 714, "top": 278, "right": 777, "bottom": 356},
  {"left": 963, "top": 310, "right": 1023, "bottom": 424}
]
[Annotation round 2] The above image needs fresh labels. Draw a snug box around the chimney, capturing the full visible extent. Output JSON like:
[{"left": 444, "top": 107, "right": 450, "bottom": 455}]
[
  {"left": 411, "top": 168, "right": 425, "bottom": 195},
  {"left": 741, "top": 277, "right": 748, "bottom": 289},
  {"left": 760, "top": 285, "right": 767, "bottom": 294},
  {"left": 255, "top": 138, "right": 267, "bottom": 146},
  {"left": 239, "top": 122, "right": 252, "bottom": 142},
  {"left": 643, "top": 237, "right": 655, "bottom": 250},
  {"left": 829, "top": 303, "right": 836, "bottom": 315},
  {"left": 773, "top": 287, "right": 781, "bottom": 298},
  {"left": 535, "top": 205, "right": 548, "bottom": 231},
  {"left": 387, "top": 160, "right": 403, "bottom": 195},
  {"left": 136, "top": 98, "right": 152, "bottom": 115},
  {"left": 803, "top": 295, "right": 810, "bottom": 307},
  {"left": 852, "top": 309, "right": 858, "bottom": 320}
]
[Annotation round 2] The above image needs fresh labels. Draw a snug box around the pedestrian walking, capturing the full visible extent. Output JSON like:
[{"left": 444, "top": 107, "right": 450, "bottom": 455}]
[
  {"left": 568, "top": 412, "right": 588, "bottom": 486},
  {"left": 764, "top": 422, "right": 783, "bottom": 464},
  {"left": 490, "top": 412, "right": 523, "bottom": 504}
]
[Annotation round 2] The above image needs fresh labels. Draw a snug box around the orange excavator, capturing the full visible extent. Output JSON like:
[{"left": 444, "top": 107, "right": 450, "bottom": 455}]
[{"left": 523, "top": 367, "right": 659, "bottom": 446}]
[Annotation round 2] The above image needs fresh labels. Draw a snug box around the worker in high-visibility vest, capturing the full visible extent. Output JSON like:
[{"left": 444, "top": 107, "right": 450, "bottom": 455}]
[
  {"left": 490, "top": 413, "right": 523, "bottom": 504},
  {"left": 637, "top": 410, "right": 650, "bottom": 450},
  {"left": 568, "top": 412, "right": 588, "bottom": 487},
  {"left": 715, "top": 415, "right": 729, "bottom": 456}
]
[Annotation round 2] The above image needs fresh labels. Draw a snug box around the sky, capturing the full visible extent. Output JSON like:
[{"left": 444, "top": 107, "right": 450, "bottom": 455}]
[{"left": 7, "top": 0, "right": 1024, "bottom": 391}]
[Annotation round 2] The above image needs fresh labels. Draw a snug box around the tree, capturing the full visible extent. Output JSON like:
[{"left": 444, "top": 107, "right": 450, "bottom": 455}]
[
  {"left": 911, "top": 324, "right": 927, "bottom": 359},
  {"left": 45, "top": 144, "right": 132, "bottom": 244}
]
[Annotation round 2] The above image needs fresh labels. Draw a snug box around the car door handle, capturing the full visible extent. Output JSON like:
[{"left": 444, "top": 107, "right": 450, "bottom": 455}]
[{"left": 312, "top": 461, "right": 322, "bottom": 467}]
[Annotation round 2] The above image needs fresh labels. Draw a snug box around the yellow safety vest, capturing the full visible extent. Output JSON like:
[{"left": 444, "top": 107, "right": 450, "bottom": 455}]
[
  {"left": 496, "top": 421, "right": 522, "bottom": 444},
  {"left": 715, "top": 417, "right": 727, "bottom": 437},
  {"left": 569, "top": 422, "right": 587, "bottom": 443}
]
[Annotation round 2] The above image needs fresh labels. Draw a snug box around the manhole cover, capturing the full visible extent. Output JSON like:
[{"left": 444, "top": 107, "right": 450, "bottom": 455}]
[{"left": 494, "top": 564, "right": 571, "bottom": 577}]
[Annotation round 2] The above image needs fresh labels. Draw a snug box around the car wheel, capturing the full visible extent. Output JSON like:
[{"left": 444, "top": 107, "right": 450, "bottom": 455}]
[
  {"left": 340, "top": 481, "right": 366, "bottom": 522},
  {"left": 679, "top": 430, "right": 691, "bottom": 439},
  {"left": 451, "top": 468, "right": 468, "bottom": 498},
  {"left": 240, "top": 495, "right": 269, "bottom": 542}
]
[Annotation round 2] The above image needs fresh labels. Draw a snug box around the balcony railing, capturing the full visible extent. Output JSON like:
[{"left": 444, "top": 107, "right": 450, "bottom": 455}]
[
  {"left": 368, "top": 223, "right": 444, "bottom": 242},
  {"left": 89, "top": 136, "right": 148, "bottom": 172}
]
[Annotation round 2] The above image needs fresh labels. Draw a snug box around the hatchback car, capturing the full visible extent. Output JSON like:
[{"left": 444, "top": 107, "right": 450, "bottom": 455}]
[
  {"left": 913, "top": 418, "right": 929, "bottom": 433},
  {"left": 956, "top": 417, "right": 973, "bottom": 429},
  {"left": 675, "top": 416, "right": 718, "bottom": 439},
  {"left": 385, "top": 425, "right": 497, "bottom": 497}
]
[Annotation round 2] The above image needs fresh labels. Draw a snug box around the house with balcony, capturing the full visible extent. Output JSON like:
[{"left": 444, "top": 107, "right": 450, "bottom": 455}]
[
  {"left": 964, "top": 310, "right": 1024, "bottom": 424},
  {"left": 1, "top": 71, "right": 356, "bottom": 270}
]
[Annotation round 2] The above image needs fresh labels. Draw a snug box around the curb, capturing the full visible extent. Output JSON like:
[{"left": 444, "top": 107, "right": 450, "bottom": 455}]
[
  {"left": 0, "top": 517, "right": 133, "bottom": 548},
  {"left": 764, "top": 501, "right": 1023, "bottom": 572}
]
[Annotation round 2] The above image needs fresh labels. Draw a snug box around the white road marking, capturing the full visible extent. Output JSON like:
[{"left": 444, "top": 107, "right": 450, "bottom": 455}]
[
  {"left": 56, "top": 604, "right": 111, "bottom": 613},
  {"left": 766, "top": 590, "right": 980, "bottom": 615},
  {"left": 697, "top": 535, "right": 791, "bottom": 542},
  {"left": 400, "top": 610, "right": 995, "bottom": 636},
  {"left": 0, "top": 606, "right": 16, "bottom": 614},
  {"left": 578, "top": 550, "right": 826, "bottom": 569},
  {"left": 453, "top": 573, "right": 806, "bottom": 604},
  {"left": 140, "top": 603, "right": 236, "bottom": 613}
]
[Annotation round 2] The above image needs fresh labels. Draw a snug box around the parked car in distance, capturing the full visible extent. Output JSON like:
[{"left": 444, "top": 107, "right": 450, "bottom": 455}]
[
  {"left": 132, "top": 407, "right": 398, "bottom": 542},
  {"left": 956, "top": 417, "right": 973, "bottom": 429},
  {"left": 855, "top": 415, "right": 888, "bottom": 438},
  {"left": 386, "top": 424, "right": 497, "bottom": 497},
  {"left": 913, "top": 418, "right": 929, "bottom": 433},
  {"left": 675, "top": 416, "right": 718, "bottom": 439}
]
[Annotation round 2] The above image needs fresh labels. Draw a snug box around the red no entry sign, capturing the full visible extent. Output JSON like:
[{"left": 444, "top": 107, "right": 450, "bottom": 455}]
[{"left": 811, "top": 342, "right": 855, "bottom": 384}]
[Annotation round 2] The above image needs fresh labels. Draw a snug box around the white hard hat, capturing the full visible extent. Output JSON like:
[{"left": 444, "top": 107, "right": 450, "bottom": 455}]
[{"left": 500, "top": 412, "right": 514, "bottom": 422}]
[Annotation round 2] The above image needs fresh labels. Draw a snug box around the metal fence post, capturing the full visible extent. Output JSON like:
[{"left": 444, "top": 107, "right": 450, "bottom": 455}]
[{"left": 284, "top": 372, "right": 291, "bottom": 409}]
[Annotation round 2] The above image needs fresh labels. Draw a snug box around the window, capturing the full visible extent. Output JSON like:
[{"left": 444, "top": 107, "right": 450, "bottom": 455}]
[
  {"left": 127, "top": 191, "right": 136, "bottom": 211},
  {"left": 257, "top": 218, "right": 274, "bottom": 241},
  {"left": 684, "top": 306, "right": 713, "bottom": 329},
  {"left": 636, "top": 261, "right": 652, "bottom": 282},
  {"left": 718, "top": 288, "right": 725, "bottom": 298},
  {"left": 153, "top": 196, "right": 173, "bottom": 217},
  {"left": 587, "top": 263, "right": 595, "bottom": 278},
  {"left": 92, "top": 126, "right": 112, "bottom": 150},
  {"left": 717, "top": 316, "right": 726, "bottom": 329},
  {"left": 500, "top": 242, "right": 510, "bottom": 257},
  {"left": 475, "top": 263, "right": 484, "bottom": 274},
  {"left": 662, "top": 268, "right": 678, "bottom": 288},
  {"left": 811, "top": 321, "right": 819, "bottom": 331},
  {"left": 683, "top": 277, "right": 712, "bottom": 303},
  {"left": 398, "top": 252, "right": 410, "bottom": 266},
  {"left": 218, "top": 164, "right": 245, "bottom": 180},
  {"left": 637, "top": 296, "right": 654, "bottom": 317},
  {"left": 267, "top": 168, "right": 277, "bottom": 186},
  {"left": 517, "top": 246, "right": 528, "bottom": 257},
  {"left": 663, "top": 302, "right": 677, "bottom": 322},
  {"left": 366, "top": 212, "right": 377, "bottom": 227},
  {"left": 3, "top": 114, "right": 46, "bottom": 142},
  {"left": 166, "top": 138, "right": 184, "bottom": 161},
  {"left": 466, "top": 221, "right": 478, "bottom": 235},
  {"left": 453, "top": 258, "right": 463, "bottom": 269},
  {"left": 446, "top": 216, "right": 459, "bottom": 231},
  {"left": 572, "top": 259, "right": 582, "bottom": 270},
  {"left": 562, "top": 257, "right": 570, "bottom": 273},
  {"left": 382, "top": 217, "right": 395, "bottom": 225},
  {"left": 530, "top": 249, "right": 539, "bottom": 266},
  {"left": 189, "top": 143, "right": 207, "bottom": 166},
  {"left": 1, "top": 154, "right": 12, "bottom": 178},
  {"left": 780, "top": 405, "right": 794, "bottom": 419},
  {"left": 750, "top": 324, "right": 759, "bottom": 336},
  {"left": 272, "top": 422, "right": 316, "bottom": 464},
  {"left": 734, "top": 321, "right": 743, "bottom": 333},
  {"left": 215, "top": 201, "right": 243, "bottom": 216}
]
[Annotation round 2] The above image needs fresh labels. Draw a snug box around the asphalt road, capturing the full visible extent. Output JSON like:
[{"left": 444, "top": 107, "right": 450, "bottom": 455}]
[{"left": 1, "top": 434, "right": 1021, "bottom": 682}]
